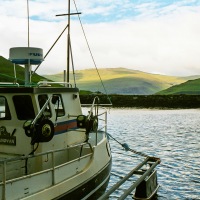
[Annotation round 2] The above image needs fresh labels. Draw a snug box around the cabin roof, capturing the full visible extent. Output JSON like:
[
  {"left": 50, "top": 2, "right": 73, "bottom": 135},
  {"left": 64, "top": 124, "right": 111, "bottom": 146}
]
[{"left": 0, "top": 87, "right": 79, "bottom": 94}]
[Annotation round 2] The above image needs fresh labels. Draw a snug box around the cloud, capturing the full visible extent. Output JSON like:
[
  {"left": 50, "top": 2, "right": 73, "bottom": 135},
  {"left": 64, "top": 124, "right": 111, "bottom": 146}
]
[{"left": 0, "top": 0, "right": 200, "bottom": 76}]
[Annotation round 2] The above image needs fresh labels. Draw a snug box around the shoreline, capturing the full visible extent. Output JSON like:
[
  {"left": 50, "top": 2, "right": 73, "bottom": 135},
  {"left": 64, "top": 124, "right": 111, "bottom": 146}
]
[{"left": 80, "top": 94, "right": 200, "bottom": 108}]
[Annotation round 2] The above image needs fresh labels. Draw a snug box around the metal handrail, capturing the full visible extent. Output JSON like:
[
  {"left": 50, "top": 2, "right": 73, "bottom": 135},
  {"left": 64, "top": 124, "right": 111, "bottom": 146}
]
[
  {"left": 69, "top": 106, "right": 108, "bottom": 135},
  {"left": 0, "top": 82, "right": 19, "bottom": 87},
  {"left": 0, "top": 142, "right": 93, "bottom": 199},
  {"left": 81, "top": 104, "right": 112, "bottom": 107},
  {"left": 37, "top": 81, "right": 72, "bottom": 87},
  {"left": 98, "top": 157, "right": 160, "bottom": 200},
  {"left": 0, "top": 142, "right": 91, "bottom": 164}
]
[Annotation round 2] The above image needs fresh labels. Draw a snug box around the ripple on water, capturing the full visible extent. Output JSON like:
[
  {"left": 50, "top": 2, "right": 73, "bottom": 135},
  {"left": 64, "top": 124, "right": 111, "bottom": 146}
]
[{"left": 107, "top": 109, "right": 200, "bottom": 200}]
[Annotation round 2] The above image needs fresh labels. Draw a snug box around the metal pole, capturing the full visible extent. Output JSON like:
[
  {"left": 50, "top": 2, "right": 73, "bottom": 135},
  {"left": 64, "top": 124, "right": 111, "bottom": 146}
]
[
  {"left": 32, "top": 24, "right": 69, "bottom": 76},
  {"left": 27, "top": 0, "right": 30, "bottom": 48},
  {"left": 26, "top": 0, "right": 31, "bottom": 85},
  {"left": 67, "top": 0, "right": 70, "bottom": 83},
  {"left": 2, "top": 161, "right": 6, "bottom": 200},
  {"left": 13, "top": 63, "right": 17, "bottom": 82},
  {"left": 118, "top": 160, "right": 160, "bottom": 200},
  {"left": 98, "top": 157, "right": 149, "bottom": 200},
  {"left": 52, "top": 152, "right": 55, "bottom": 185},
  {"left": 64, "top": 70, "right": 66, "bottom": 82}
]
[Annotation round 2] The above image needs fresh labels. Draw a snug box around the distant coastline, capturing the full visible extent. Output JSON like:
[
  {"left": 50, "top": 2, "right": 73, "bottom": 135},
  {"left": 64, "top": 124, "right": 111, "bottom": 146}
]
[{"left": 80, "top": 94, "right": 200, "bottom": 108}]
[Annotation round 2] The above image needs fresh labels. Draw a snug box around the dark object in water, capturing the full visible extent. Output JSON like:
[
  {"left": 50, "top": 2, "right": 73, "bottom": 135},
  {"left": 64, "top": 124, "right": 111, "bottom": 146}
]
[{"left": 134, "top": 170, "right": 159, "bottom": 200}]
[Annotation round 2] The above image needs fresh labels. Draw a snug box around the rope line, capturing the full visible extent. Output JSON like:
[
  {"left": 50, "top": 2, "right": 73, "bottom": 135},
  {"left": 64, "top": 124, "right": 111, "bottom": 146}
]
[
  {"left": 107, "top": 132, "right": 150, "bottom": 158},
  {"left": 73, "top": 0, "right": 112, "bottom": 105},
  {"left": 32, "top": 24, "right": 69, "bottom": 75}
]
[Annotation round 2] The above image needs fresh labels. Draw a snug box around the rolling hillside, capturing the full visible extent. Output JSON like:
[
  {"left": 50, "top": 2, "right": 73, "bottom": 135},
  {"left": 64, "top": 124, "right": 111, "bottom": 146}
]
[
  {"left": 0, "top": 56, "right": 49, "bottom": 84},
  {"left": 44, "top": 68, "right": 199, "bottom": 95},
  {"left": 156, "top": 78, "right": 200, "bottom": 95},
  {"left": 1, "top": 55, "right": 200, "bottom": 95}
]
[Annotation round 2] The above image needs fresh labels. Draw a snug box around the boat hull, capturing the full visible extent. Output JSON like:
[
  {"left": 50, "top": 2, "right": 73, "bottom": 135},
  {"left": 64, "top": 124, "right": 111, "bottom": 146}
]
[{"left": 56, "top": 158, "right": 112, "bottom": 200}]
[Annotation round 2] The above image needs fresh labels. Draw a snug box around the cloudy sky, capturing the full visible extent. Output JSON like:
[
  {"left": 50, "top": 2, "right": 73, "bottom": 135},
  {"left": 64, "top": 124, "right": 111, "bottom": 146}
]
[{"left": 0, "top": 0, "right": 200, "bottom": 76}]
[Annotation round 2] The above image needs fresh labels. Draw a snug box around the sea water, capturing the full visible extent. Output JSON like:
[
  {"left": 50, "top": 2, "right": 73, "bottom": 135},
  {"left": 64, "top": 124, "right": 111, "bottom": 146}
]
[{"left": 106, "top": 108, "right": 200, "bottom": 200}]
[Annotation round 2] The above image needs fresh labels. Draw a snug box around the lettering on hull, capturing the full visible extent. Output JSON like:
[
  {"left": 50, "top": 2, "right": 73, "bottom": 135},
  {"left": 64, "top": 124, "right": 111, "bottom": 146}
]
[{"left": 0, "top": 126, "right": 16, "bottom": 146}]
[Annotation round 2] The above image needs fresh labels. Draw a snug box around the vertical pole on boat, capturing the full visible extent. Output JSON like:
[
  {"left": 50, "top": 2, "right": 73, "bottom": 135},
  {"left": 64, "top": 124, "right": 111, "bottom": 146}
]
[
  {"left": 67, "top": 0, "right": 71, "bottom": 84},
  {"left": 13, "top": 63, "right": 17, "bottom": 82},
  {"left": 2, "top": 161, "right": 6, "bottom": 200},
  {"left": 25, "top": 63, "right": 31, "bottom": 86},
  {"left": 25, "top": 0, "right": 31, "bottom": 86},
  {"left": 27, "top": 0, "right": 30, "bottom": 48},
  {"left": 64, "top": 70, "right": 66, "bottom": 82}
]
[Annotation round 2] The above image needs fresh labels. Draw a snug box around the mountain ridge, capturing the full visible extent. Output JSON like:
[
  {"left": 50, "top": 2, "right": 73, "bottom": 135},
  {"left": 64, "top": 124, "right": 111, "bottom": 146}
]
[
  {"left": 44, "top": 67, "right": 200, "bottom": 95},
  {"left": 1, "top": 55, "right": 200, "bottom": 95}
]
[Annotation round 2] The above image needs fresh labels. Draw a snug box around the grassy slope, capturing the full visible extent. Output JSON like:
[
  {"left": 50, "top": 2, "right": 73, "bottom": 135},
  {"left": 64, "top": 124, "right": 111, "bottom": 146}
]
[
  {"left": 0, "top": 56, "right": 48, "bottom": 84},
  {"left": 156, "top": 78, "right": 200, "bottom": 95},
  {"left": 2, "top": 55, "right": 199, "bottom": 95},
  {"left": 45, "top": 68, "right": 193, "bottom": 95}
]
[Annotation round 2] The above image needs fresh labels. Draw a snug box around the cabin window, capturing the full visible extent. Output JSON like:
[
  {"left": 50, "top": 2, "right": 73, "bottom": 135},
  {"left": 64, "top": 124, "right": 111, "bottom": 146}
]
[
  {"left": 52, "top": 94, "right": 65, "bottom": 117},
  {"left": 38, "top": 95, "right": 51, "bottom": 117},
  {"left": 0, "top": 96, "right": 11, "bottom": 120},
  {"left": 13, "top": 95, "right": 35, "bottom": 120}
]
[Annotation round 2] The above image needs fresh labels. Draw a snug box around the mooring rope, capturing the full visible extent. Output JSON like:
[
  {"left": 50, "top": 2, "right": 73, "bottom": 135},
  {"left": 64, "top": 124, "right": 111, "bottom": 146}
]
[
  {"left": 106, "top": 132, "right": 150, "bottom": 158},
  {"left": 73, "top": 0, "right": 112, "bottom": 105},
  {"left": 107, "top": 132, "right": 161, "bottom": 164}
]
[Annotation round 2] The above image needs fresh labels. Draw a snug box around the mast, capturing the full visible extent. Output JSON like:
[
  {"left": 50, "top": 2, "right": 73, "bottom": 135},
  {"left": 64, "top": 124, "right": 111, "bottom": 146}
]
[
  {"left": 9, "top": 0, "right": 43, "bottom": 85},
  {"left": 67, "top": 0, "right": 70, "bottom": 83},
  {"left": 25, "top": 0, "right": 31, "bottom": 86},
  {"left": 27, "top": 0, "right": 30, "bottom": 48},
  {"left": 56, "top": 0, "right": 81, "bottom": 85}
]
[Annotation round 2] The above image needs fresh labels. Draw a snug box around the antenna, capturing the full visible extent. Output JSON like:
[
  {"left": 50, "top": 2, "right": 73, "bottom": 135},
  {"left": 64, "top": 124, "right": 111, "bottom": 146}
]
[
  {"left": 56, "top": 0, "right": 81, "bottom": 84},
  {"left": 27, "top": 0, "right": 30, "bottom": 47},
  {"left": 25, "top": 0, "right": 31, "bottom": 85},
  {"left": 67, "top": 0, "right": 70, "bottom": 83},
  {"left": 9, "top": 1, "right": 43, "bottom": 86}
]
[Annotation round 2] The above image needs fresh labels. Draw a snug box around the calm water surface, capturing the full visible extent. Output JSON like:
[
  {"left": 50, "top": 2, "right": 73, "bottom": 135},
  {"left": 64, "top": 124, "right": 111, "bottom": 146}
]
[{"left": 106, "top": 108, "right": 200, "bottom": 200}]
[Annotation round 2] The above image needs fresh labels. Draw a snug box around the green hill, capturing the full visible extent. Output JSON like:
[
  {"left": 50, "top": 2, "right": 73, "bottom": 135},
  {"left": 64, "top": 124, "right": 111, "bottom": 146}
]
[
  {"left": 44, "top": 68, "right": 198, "bottom": 95},
  {"left": 0, "top": 56, "right": 48, "bottom": 84},
  {"left": 1, "top": 55, "right": 199, "bottom": 95},
  {"left": 156, "top": 78, "right": 200, "bottom": 95}
]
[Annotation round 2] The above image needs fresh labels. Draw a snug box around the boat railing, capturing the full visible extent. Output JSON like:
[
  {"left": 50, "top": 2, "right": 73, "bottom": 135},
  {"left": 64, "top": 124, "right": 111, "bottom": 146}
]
[
  {"left": 69, "top": 108, "right": 107, "bottom": 146},
  {"left": 37, "top": 81, "right": 72, "bottom": 87},
  {"left": 95, "top": 109, "right": 107, "bottom": 132},
  {"left": 68, "top": 98, "right": 108, "bottom": 146},
  {"left": 0, "top": 142, "right": 93, "bottom": 200},
  {"left": 86, "top": 97, "right": 108, "bottom": 139},
  {"left": 0, "top": 82, "right": 19, "bottom": 87}
]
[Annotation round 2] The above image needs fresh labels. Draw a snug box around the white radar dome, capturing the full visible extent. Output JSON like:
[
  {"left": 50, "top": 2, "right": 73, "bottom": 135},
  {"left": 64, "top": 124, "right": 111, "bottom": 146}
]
[{"left": 9, "top": 47, "right": 43, "bottom": 65}]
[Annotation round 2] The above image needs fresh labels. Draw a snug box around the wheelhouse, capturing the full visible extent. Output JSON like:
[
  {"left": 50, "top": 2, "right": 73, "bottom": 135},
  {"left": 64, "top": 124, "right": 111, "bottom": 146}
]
[{"left": 0, "top": 86, "right": 85, "bottom": 156}]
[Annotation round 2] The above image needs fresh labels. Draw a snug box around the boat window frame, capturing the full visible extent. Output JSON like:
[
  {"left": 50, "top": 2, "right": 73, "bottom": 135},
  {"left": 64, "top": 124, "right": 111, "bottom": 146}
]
[
  {"left": 38, "top": 94, "right": 52, "bottom": 118},
  {"left": 0, "top": 96, "right": 11, "bottom": 120},
  {"left": 13, "top": 95, "right": 35, "bottom": 120},
  {"left": 52, "top": 94, "right": 65, "bottom": 117}
]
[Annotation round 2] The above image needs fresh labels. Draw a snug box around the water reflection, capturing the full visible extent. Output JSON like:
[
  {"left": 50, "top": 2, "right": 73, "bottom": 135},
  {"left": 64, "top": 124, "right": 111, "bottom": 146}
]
[{"left": 107, "top": 109, "right": 200, "bottom": 199}]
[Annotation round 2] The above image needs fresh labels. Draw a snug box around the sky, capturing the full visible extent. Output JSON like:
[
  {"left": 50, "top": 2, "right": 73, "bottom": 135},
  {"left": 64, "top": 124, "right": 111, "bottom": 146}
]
[{"left": 0, "top": 0, "right": 200, "bottom": 76}]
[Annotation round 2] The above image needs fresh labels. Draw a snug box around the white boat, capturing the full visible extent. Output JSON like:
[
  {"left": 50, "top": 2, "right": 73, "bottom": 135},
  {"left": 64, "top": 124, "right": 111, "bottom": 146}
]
[{"left": 0, "top": 1, "right": 112, "bottom": 199}]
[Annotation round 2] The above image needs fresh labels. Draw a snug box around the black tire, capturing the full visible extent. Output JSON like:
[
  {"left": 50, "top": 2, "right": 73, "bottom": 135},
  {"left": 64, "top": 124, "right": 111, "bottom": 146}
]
[{"left": 37, "top": 119, "right": 54, "bottom": 142}]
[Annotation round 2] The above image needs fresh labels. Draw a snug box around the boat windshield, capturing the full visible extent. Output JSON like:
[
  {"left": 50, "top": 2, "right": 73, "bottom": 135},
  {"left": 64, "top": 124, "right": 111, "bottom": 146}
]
[
  {"left": 13, "top": 95, "right": 35, "bottom": 120},
  {"left": 0, "top": 96, "right": 11, "bottom": 120}
]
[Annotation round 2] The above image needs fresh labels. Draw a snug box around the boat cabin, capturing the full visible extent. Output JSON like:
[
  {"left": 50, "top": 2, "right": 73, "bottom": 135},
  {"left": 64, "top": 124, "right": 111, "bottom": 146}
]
[{"left": 0, "top": 86, "right": 86, "bottom": 153}]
